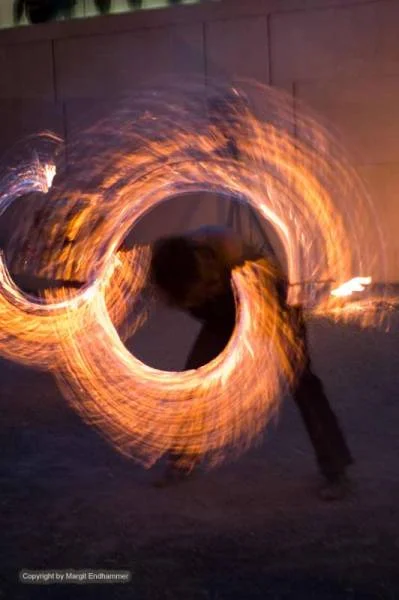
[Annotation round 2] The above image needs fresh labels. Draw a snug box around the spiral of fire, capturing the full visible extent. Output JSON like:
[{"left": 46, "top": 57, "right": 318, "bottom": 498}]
[{"left": 0, "top": 81, "right": 385, "bottom": 467}]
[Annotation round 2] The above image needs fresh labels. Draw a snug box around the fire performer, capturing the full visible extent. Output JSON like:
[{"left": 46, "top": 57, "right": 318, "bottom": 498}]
[{"left": 150, "top": 224, "right": 353, "bottom": 500}]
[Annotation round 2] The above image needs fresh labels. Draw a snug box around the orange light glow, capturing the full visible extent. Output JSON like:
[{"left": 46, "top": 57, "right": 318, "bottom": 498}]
[{"left": 0, "top": 81, "right": 387, "bottom": 467}]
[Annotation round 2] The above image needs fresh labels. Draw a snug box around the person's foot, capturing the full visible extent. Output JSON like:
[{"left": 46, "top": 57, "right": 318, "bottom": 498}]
[
  {"left": 152, "top": 462, "right": 197, "bottom": 488},
  {"left": 318, "top": 473, "right": 352, "bottom": 501}
]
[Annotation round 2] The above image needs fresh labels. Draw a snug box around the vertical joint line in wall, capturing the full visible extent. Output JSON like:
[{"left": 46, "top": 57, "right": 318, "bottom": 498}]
[
  {"left": 266, "top": 13, "right": 272, "bottom": 86},
  {"left": 62, "top": 102, "right": 69, "bottom": 171},
  {"left": 202, "top": 21, "right": 208, "bottom": 86},
  {"left": 51, "top": 39, "right": 58, "bottom": 103}
]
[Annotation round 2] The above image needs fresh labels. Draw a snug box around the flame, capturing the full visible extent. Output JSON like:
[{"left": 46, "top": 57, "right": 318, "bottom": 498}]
[
  {"left": 0, "top": 81, "right": 386, "bottom": 467},
  {"left": 331, "top": 276, "right": 372, "bottom": 298},
  {"left": 43, "top": 163, "right": 56, "bottom": 192}
]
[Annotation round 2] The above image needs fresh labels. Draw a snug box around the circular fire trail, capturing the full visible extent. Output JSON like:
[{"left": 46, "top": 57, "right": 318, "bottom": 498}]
[{"left": 0, "top": 81, "right": 387, "bottom": 467}]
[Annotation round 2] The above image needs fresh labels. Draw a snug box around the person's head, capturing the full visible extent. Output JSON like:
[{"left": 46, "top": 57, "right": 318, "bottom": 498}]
[
  {"left": 150, "top": 235, "right": 227, "bottom": 308},
  {"left": 207, "top": 90, "right": 249, "bottom": 159},
  {"left": 207, "top": 89, "right": 248, "bottom": 127}
]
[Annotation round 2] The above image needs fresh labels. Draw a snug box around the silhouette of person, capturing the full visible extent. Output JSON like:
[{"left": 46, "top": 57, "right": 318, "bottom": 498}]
[{"left": 149, "top": 92, "right": 353, "bottom": 499}]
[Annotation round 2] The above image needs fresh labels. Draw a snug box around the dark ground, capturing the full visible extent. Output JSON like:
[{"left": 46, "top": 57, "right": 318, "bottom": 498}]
[{"left": 1, "top": 309, "right": 399, "bottom": 599}]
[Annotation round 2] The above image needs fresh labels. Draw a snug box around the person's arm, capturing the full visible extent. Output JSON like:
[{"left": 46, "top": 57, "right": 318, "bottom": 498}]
[
  {"left": 197, "top": 226, "right": 289, "bottom": 303},
  {"left": 191, "top": 226, "right": 246, "bottom": 270}
]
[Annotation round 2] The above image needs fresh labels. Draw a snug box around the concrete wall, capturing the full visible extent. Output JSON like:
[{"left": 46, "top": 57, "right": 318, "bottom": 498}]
[{"left": 0, "top": 0, "right": 398, "bottom": 281}]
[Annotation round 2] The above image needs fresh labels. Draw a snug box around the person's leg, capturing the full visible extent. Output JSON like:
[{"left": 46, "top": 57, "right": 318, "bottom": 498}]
[
  {"left": 294, "top": 365, "right": 353, "bottom": 478},
  {"left": 185, "top": 321, "right": 234, "bottom": 370},
  {"left": 155, "top": 320, "right": 234, "bottom": 486},
  {"left": 289, "top": 307, "right": 353, "bottom": 494}
]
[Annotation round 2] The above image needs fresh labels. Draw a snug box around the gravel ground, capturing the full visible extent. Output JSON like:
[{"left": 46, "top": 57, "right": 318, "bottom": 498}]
[{"left": 1, "top": 309, "right": 399, "bottom": 599}]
